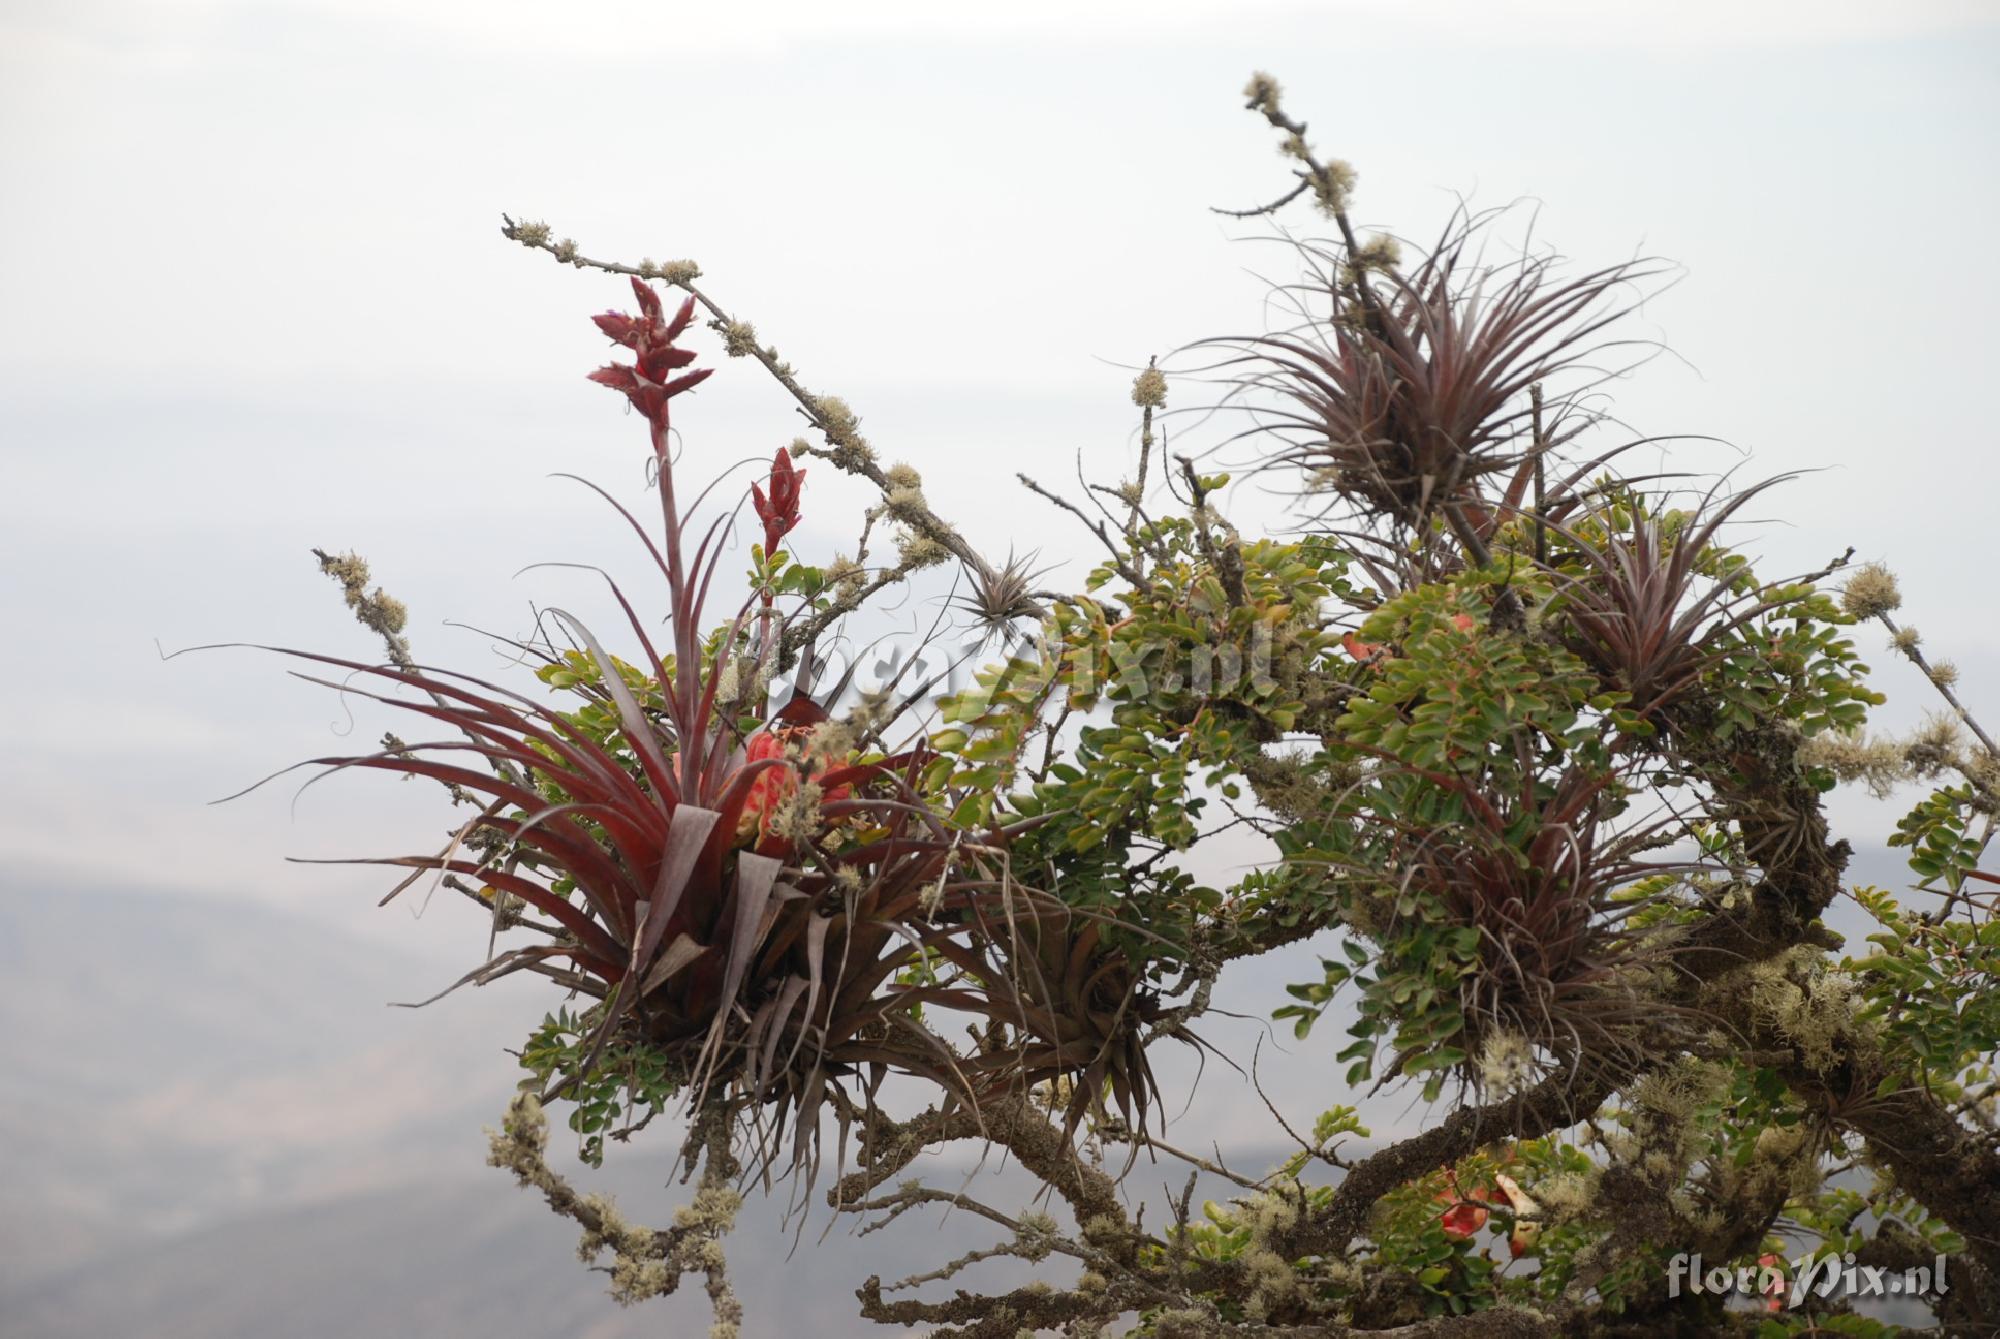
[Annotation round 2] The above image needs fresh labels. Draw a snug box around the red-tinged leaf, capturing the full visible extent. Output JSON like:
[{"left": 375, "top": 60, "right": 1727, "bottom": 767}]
[
  {"left": 469, "top": 809, "right": 641, "bottom": 936},
  {"left": 550, "top": 609, "right": 679, "bottom": 808},
  {"left": 314, "top": 854, "right": 625, "bottom": 970},
  {"left": 696, "top": 852, "right": 785, "bottom": 1093},
  {"left": 630, "top": 804, "right": 721, "bottom": 977},
  {"left": 752, "top": 974, "right": 809, "bottom": 1095},
  {"left": 784, "top": 913, "right": 834, "bottom": 1078},
  {"left": 256, "top": 645, "right": 664, "bottom": 826},
  {"left": 640, "top": 932, "right": 710, "bottom": 996},
  {"left": 772, "top": 691, "right": 829, "bottom": 728}
]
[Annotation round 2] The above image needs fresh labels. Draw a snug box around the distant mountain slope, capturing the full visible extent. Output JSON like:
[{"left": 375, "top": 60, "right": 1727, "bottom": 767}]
[
  {"left": 0, "top": 885, "right": 1075, "bottom": 1335},
  {"left": 0, "top": 1163, "right": 1022, "bottom": 1339},
  {"left": 0, "top": 883, "right": 539, "bottom": 1283}
]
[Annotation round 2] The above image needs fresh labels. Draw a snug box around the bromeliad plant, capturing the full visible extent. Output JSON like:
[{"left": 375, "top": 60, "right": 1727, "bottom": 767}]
[
  {"left": 266, "top": 277, "right": 1140, "bottom": 1200},
  {"left": 248, "top": 74, "right": 2000, "bottom": 1339}
]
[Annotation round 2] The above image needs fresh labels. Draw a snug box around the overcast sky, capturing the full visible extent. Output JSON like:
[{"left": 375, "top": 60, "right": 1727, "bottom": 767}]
[{"left": 3, "top": 0, "right": 1997, "bottom": 966}]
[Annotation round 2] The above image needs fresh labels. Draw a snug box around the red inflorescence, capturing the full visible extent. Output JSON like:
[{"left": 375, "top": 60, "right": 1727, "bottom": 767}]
[{"left": 587, "top": 277, "right": 714, "bottom": 427}]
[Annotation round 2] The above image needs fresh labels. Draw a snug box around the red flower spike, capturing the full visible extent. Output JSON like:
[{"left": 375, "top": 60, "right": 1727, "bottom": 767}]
[
  {"left": 588, "top": 280, "right": 712, "bottom": 427},
  {"left": 751, "top": 448, "right": 806, "bottom": 553}
]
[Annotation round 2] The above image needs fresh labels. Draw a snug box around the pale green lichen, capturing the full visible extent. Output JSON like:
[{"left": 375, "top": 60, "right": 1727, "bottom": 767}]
[
  {"left": 1340, "top": 234, "right": 1403, "bottom": 285},
  {"left": 1630, "top": 1057, "right": 1726, "bottom": 1123},
  {"left": 1475, "top": 1029, "right": 1536, "bottom": 1099},
  {"left": 765, "top": 781, "right": 824, "bottom": 842},
  {"left": 607, "top": 1256, "right": 674, "bottom": 1305},
  {"left": 1967, "top": 749, "right": 2000, "bottom": 807},
  {"left": 1904, "top": 715, "right": 1961, "bottom": 777},
  {"left": 883, "top": 485, "right": 928, "bottom": 524},
  {"left": 1840, "top": 562, "right": 1901, "bottom": 619},
  {"left": 485, "top": 1092, "right": 554, "bottom": 1184},
  {"left": 805, "top": 721, "right": 856, "bottom": 764},
  {"left": 1536, "top": 1169, "right": 1601, "bottom": 1225},
  {"left": 1131, "top": 365, "right": 1168, "bottom": 409},
  {"left": 896, "top": 533, "right": 949, "bottom": 570},
  {"left": 1799, "top": 716, "right": 1964, "bottom": 797},
  {"left": 1242, "top": 72, "right": 1282, "bottom": 112},
  {"left": 814, "top": 395, "right": 861, "bottom": 441},
  {"left": 1014, "top": 1209, "right": 1060, "bottom": 1262},
  {"left": 1351, "top": 233, "right": 1401, "bottom": 273},
  {"left": 719, "top": 319, "right": 760, "bottom": 357},
  {"left": 1742, "top": 948, "right": 1868, "bottom": 1071},
  {"left": 674, "top": 1185, "right": 744, "bottom": 1234},
  {"left": 812, "top": 395, "right": 875, "bottom": 468},
  {"left": 658, "top": 259, "right": 702, "bottom": 286},
  {"left": 1797, "top": 729, "right": 1909, "bottom": 798},
  {"left": 1311, "top": 159, "right": 1358, "bottom": 217},
  {"left": 318, "top": 550, "right": 409, "bottom": 639}
]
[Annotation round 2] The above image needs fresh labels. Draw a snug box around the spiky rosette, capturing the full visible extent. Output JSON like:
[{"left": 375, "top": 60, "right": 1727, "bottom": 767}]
[
  {"left": 1208, "top": 209, "right": 1668, "bottom": 538},
  {"left": 953, "top": 549, "right": 1052, "bottom": 631},
  {"left": 1374, "top": 759, "right": 1695, "bottom": 1077},
  {"left": 1542, "top": 482, "right": 1805, "bottom": 724},
  {"left": 263, "top": 643, "right": 993, "bottom": 1162},
  {"left": 925, "top": 900, "right": 1164, "bottom": 1138}
]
